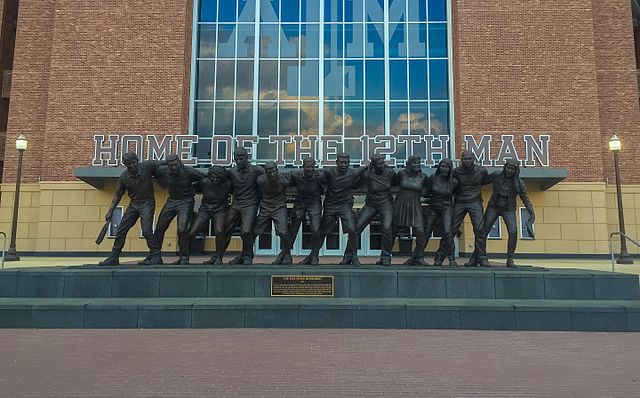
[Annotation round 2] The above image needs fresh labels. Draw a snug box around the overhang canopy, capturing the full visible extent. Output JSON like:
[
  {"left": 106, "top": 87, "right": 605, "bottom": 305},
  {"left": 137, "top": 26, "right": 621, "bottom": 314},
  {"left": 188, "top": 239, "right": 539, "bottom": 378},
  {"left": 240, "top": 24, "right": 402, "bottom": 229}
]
[{"left": 75, "top": 166, "right": 568, "bottom": 191}]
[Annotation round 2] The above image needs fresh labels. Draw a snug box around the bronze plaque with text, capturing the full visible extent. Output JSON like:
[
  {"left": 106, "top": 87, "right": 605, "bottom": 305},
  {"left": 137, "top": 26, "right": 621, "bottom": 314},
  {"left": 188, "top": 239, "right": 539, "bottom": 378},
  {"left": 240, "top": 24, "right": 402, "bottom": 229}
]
[{"left": 271, "top": 275, "right": 334, "bottom": 297}]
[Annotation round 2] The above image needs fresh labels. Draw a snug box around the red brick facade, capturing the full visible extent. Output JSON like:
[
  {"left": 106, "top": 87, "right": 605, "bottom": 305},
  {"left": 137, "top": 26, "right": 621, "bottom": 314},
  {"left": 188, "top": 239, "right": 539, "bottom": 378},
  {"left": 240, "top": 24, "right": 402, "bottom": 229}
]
[{"left": 2, "top": 0, "right": 639, "bottom": 184}]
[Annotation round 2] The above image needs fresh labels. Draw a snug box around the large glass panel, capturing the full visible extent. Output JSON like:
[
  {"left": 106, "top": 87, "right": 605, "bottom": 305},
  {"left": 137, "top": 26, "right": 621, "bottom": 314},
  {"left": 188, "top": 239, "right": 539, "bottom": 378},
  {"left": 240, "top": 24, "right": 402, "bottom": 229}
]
[
  {"left": 257, "top": 138, "right": 277, "bottom": 159},
  {"left": 236, "top": 24, "right": 255, "bottom": 57},
  {"left": 258, "top": 101, "right": 277, "bottom": 136},
  {"left": 365, "top": 60, "right": 384, "bottom": 100},
  {"left": 428, "top": 0, "right": 447, "bottom": 22},
  {"left": 215, "top": 60, "right": 235, "bottom": 100},
  {"left": 429, "top": 59, "right": 449, "bottom": 100},
  {"left": 345, "top": 24, "right": 364, "bottom": 58},
  {"left": 301, "top": 0, "right": 320, "bottom": 21},
  {"left": 281, "top": 0, "right": 300, "bottom": 22},
  {"left": 214, "top": 102, "right": 234, "bottom": 134},
  {"left": 198, "top": 25, "right": 217, "bottom": 58},
  {"left": 409, "top": 101, "right": 428, "bottom": 134},
  {"left": 299, "top": 60, "right": 319, "bottom": 98},
  {"left": 218, "top": 1, "right": 236, "bottom": 22},
  {"left": 279, "top": 102, "right": 299, "bottom": 134},
  {"left": 195, "top": 102, "right": 214, "bottom": 136},
  {"left": 259, "top": 60, "right": 278, "bottom": 100},
  {"left": 407, "top": 24, "right": 427, "bottom": 58},
  {"left": 389, "top": 60, "right": 407, "bottom": 100},
  {"left": 197, "top": 60, "right": 215, "bottom": 100},
  {"left": 261, "top": 0, "right": 279, "bottom": 22},
  {"left": 324, "top": 24, "right": 343, "bottom": 58},
  {"left": 365, "top": 24, "right": 384, "bottom": 58},
  {"left": 324, "top": 101, "right": 343, "bottom": 135},
  {"left": 407, "top": 0, "right": 427, "bottom": 21},
  {"left": 409, "top": 60, "right": 428, "bottom": 100},
  {"left": 238, "top": 0, "right": 256, "bottom": 21},
  {"left": 325, "top": 0, "right": 344, "bottom": 22},
  {"left": 217, "top": 24, "right": 236, "bottom": 57},
  {"left": 389, "top": 101, "right": 408, "bottom": 135},
  {"left": 344, "top": 102, "right": 364, "bottom": 137},
  {"left": 196, "top": 138, "right": 212, "bottom": 160},
  {"left": 260, "top": 24, "right": 279, "bottom": 57},
  {"left": 199, "top": 0, "right": 217, "bottom": 22},
  {"left": 345, "top": 139, "right": 362, "bottom": 161},
  {"left": 389, "top": 22, "right": 406, "bottom": 58},
  {"left": 299, "top": 102, "right": 319, "bottom": 135},
  {"left": 344, "top": 60, "right": 363, "bottom": 100},
  {"left": 280, "top": 60, "right": 299, "bottom": 100},
  {"left": 365, "top": 102, "right": 384, "bottom": 134},
  {"left": 324, "top": 60, "right": 343, "bottom": 100},
  {"left": 428, "top": 23, "right": 447, "bottom": 58},
  {"left": 236, "top": 60, "right": 254, "bottom": 100},
  {"left": 281, "top": 24, "right": 300, "bottom": 58},
  {"left": 365, "top": 0, "right": 384, "bottom": 22},
  {"left": 346, "top": 0, "right": 364, "bottom": 22},
  {"left": 429, "top": 102, "right": 449, "bottom": 135},
  {"left": 301, "top": 24, "right": 320, "bottom": 58},
  {"left": 388, "top": 0, "right": 406, "bottom": 23},
  {"left": 235, "top": 102, "right": 254, "bottom": 134}
]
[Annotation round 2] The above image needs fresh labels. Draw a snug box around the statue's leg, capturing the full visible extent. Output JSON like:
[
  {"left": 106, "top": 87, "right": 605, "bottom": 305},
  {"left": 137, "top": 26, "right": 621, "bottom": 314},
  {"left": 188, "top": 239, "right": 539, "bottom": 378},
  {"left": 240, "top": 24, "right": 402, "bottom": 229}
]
[
  {"left": 378, "top": 204, "right": 394, "bottom": 265},
  {"left": 288, "top": 205, "right": 305, "bottom": 252},
  {"left": 440, "top": 206, "right": 457, "bottom": 265},
  {"left": 423, "top": 209, "right": 438, "bottom": 264},
  {"left": 340, "top": 206, "right": 359, "bottom": 265},
  {"left": 152, "top": 199, "right": 178, "bottom": 264},
  {"left": 138, "top": 201, "right": 158, "bottom": 254},
  {"left": 239, "top": 205, "right": 258, "bottom": 263},
  {"left": 175, "top": 199, "right": 195, "bottom": 264},
  {"left": 221, "top": 207, "right": 241, "bottom": 262},
  {"left": 272, "top": 208, "right": 292, "bottom": 264},
  {"left": 468, "top": 201, "right": 488, "bottom": 266},
  {"left": 502, "top": 210, "right": 519, "bottom": 267},
  {"left": 212, "top": 211, "right": 227, "bottom": 264},
  {"left": 480, "top": 205, "right": 500, "bottom": 266},
  {"left": 101, "top": 205, "right": 139, "bottom": 265},
  {"left": 411, "top": 227, "right": 427, "bottom": 266},
  {"left": 444, "top": 203, "right": 467, "bottom": 263}
]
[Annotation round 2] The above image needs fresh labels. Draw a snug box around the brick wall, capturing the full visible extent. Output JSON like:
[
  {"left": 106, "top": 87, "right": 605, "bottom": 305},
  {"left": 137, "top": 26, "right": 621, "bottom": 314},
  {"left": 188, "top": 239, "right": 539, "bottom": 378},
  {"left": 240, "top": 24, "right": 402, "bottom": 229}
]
[
  {"left": 1, "top": 0, "right": 639, "bottom": 184},
  {"left": 454, "top": 0, "right": 605, "bottom": 181},
  {"left": 2, "top": 0, "right": 192, "bottom": 183},
  {"left": 591, "top": 0, "right": 640, "bottom": 185}
]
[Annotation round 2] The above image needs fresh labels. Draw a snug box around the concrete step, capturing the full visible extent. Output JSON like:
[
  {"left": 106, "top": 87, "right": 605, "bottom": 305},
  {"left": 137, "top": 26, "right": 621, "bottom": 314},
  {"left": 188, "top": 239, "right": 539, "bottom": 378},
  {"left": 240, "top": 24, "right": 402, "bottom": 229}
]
[
  {"left": 1, "top": 297, "right": 639, "bottom": 331},
  {"left": 1, "top": 265, "right": 639, "bottom": 300}
]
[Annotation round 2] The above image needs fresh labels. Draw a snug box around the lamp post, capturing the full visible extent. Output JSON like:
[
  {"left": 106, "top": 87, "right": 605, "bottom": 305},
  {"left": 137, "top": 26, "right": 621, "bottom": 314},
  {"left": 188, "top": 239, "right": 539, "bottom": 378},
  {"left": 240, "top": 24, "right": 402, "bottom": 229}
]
[
  {"left": 5, "top": 133, "right": 28, "bottom": 261},
  {"left": 608, "top": 134, "right": 633, "bottom": 264}
]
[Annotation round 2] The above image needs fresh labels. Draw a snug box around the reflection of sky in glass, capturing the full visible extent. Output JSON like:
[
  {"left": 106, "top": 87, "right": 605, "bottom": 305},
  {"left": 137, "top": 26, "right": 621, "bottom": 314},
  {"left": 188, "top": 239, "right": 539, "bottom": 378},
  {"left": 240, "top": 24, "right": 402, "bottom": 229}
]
[
  {"left": 281, "top": 0, "right": 299, "bottom": 22},
  {"left": 430, "top": 102, "right": 449, "bottom": 135},
  {"left": 219, "top": 1, "right": 236, "bottom": 22},
  {"left": 236, "top": 102, "right": 253, "bottom": 134},
  {"left": 236, "top": 60, "right": 254, "bottom": 100},
  {"left": 279, "top": 102, "right": 298, "bottom": 133},
  {"left": 196, "top": 102, "right": 213, "bottom": 135},
  {"left": 429, "top": 24, "right": 447, "bottom": 58},
  {"left": 216, "top": 60, "right": 234, "bottom": 100},
  {"left": 238, "top": 0, "right": 255, "bottom": 21},
  {"left": 197, "top": 60, "right": 215, "bottom": 100},
  {"left": 429, "top": 60, "right": 449, "bottom": 100},
  {"left": 389, "top": 60, "right": 407, "bottom": 100},
  {"left": 200, "top": 0, "right": 216, "bottom": 22},
  {"left": 198, "top": 25, "right": 216, "bottom": 58},
  {"left": 194, "top": 0, "right": 451, "bottom": 162},
  {"left": 428, "top": 0, "right": 447, "bottom": 22}
]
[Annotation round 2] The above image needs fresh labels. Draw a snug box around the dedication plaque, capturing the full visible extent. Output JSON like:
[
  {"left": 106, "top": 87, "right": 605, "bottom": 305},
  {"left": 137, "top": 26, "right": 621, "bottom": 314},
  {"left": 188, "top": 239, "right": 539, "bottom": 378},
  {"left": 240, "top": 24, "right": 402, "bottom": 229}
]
[{"left": 271, "top": 276, "right": 334, "bottom": 297}]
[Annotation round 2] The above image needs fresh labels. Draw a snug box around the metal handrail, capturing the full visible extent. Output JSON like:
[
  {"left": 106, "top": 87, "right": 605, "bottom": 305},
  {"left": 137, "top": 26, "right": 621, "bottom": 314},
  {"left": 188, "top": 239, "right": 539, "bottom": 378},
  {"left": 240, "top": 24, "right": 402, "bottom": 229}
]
[
  {"left": 609, "top": 232, "right": 640, "bottom": 272},
  {"left": 0, "top": 232, "right": 6, "bottom": 270}
]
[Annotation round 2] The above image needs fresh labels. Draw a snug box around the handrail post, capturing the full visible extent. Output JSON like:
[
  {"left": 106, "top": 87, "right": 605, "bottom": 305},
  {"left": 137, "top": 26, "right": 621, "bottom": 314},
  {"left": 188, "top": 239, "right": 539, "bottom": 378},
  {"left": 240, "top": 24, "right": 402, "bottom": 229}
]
[
  {"left": 0, "top": 232, "right": 6, "bottom": 270},
  {"left": 609, "top": 232, "right": 640, "bottom": 273}
]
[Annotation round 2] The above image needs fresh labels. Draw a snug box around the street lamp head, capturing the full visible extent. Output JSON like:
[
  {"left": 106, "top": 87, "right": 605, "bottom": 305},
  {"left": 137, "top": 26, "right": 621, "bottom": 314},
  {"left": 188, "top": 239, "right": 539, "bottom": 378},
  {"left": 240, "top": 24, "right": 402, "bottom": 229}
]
[
  {"left": 15, "top": 133, "right": 27, "bottom": 151},
  {"left": 608, "top": 134, "right": 621, "bottom": 152}
]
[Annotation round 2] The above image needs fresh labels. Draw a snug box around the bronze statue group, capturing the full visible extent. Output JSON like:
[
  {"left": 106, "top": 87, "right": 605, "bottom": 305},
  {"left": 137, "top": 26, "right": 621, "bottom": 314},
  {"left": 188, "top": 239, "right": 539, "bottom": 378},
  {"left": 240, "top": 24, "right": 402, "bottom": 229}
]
[{"left": 99, "top": 148, "right": 534, "bottom": 268}]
